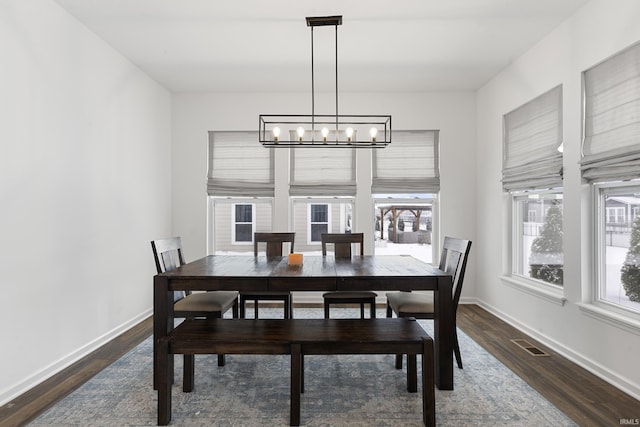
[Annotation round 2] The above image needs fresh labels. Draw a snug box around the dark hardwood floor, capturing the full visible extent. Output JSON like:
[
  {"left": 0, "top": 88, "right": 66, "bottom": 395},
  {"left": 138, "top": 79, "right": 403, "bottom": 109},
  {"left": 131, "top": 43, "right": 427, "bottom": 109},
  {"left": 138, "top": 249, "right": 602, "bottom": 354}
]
[
  {"left": 1, "top": 304, "right": 638, "bottom": 426},
  {"left": 457, "top": 304, "right": 640, "bottom": 427}
]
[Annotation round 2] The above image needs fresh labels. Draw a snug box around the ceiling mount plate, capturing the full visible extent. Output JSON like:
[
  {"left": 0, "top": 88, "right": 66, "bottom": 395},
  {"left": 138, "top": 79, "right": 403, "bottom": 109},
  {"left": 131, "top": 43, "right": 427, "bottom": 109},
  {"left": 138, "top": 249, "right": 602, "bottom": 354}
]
[{"left": 306, "top": 15, "right": 342, "bottom": 27}]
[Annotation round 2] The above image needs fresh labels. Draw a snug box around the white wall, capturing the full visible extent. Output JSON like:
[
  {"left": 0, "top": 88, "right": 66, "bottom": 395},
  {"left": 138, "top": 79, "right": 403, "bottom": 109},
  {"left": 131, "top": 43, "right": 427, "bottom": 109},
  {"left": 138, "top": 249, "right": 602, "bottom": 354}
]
[
  {"left": 171, "top": 91, "right": 477, "bottom": 295},
  {"left": 476, "top": 0, "right": 640, "bottom": 399},
  {"left": 0, "top": 0, "right": 171, "bottom": 405}
]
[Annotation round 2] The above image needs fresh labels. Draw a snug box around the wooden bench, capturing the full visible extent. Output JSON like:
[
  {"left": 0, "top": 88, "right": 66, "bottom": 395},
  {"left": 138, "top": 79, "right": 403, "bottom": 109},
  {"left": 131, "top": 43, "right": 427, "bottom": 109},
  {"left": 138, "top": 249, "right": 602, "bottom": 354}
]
[{"left": 156, "top": 318, "right": 435, "bottom": 426}]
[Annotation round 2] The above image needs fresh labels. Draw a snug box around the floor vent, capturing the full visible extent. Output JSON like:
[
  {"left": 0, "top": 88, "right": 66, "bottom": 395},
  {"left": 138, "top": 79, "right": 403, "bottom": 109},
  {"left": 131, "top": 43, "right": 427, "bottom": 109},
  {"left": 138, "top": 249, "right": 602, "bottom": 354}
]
[{"left": 510, "top": 339, "right": 550, "bottom": 357}]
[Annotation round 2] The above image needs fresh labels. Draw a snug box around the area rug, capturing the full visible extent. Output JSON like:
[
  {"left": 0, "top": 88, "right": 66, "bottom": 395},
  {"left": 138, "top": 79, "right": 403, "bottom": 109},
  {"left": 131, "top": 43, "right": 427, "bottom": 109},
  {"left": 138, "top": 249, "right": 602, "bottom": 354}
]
[{"left": 30, "top": 308, "right": 576, "bottom": 426}]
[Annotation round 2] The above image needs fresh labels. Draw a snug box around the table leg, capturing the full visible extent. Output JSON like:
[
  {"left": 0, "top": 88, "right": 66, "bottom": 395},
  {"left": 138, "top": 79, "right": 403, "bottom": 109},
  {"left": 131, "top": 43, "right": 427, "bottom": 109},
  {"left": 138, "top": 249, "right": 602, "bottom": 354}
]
[
  {"left": 423, "top": 337, "right": 436, "bottom": 427},
  {"left": 434, "top": 276, "right": 454, "bottom": 390},
  {"left": 154, "top": 275, "right": 172, "bottom": 390},
  {"left": 407, "top": 354, "right": 417, "bottom": 393},
  {"left": 290, "top": 344, "right": 301, "bottom": 426},
  {"left": 157, "top": 338, "right": 172, "bottom": 426},
  {"left": 183, "top": 354, "right": 194, "bottom": 392}
]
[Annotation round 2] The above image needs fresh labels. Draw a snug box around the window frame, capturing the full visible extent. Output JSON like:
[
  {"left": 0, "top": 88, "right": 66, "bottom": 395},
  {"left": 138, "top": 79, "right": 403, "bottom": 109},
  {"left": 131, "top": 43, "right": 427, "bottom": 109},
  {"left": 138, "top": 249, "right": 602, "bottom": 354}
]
[
  {"left": 373, "top": 193, "right": 438, "bottom": 265},
  {"left": 206, "top": 197, "right": 274, "bottom": 255},
  {"left": 290, "top": 197, "right": 353, "bottom": 250},
  {"left": 231, "top": 202, "right": 256, "bottom": 245},
  {"left": 510, "top": 189, "right": 564, "bottom": 290},
  {"left": 592, "top": 180, "right": 640, "bottom": 319},
  {"left": 307, "top": 203, "right": 332, "bottom": 244}
]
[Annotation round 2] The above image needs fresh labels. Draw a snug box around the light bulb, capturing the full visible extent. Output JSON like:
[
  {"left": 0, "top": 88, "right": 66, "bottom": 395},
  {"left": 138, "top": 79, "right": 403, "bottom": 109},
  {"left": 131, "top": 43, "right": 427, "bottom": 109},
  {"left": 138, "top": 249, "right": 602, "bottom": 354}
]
[
  {"left": 345, "top": 127, "right": 354, "bottom": 142},
  {"left": 321, "top": 127, "right": 329, "bottom": 141},
  {"left": 272, "top": 127, "right": 281, "bottom": 141},
  {"left": 297, "top": 127, "right": 305, "bottom": 141},
  {"left": 369, "top": 127, "right": 378, "bottom": 142}
]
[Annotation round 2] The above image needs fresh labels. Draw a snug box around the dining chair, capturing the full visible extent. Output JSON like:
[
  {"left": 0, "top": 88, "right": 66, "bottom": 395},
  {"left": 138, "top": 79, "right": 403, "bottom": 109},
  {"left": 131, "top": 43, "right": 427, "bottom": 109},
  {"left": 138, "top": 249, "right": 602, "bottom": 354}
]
[
  {"left": 239, "top": 232, "right": 295, "bottom": 319},
  {"left": 151, "top": 237, "right": 239, "bottom": 367},
  {"left": 386, "top": 236, "right": 472, "bottom": 369},
  {"left": 321, "top": 233, "right": 378, "bottom": 319}
]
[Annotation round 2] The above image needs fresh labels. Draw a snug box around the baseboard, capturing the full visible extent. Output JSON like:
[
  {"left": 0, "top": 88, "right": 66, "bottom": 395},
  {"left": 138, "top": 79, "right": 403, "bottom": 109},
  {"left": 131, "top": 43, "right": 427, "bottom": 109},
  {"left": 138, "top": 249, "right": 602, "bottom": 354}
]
[
  {"left": 0, "top": 308, "right": 152, "bottom": 407},
  {"left": 475, "top": 299, "right": 640, "bottom": 401}
]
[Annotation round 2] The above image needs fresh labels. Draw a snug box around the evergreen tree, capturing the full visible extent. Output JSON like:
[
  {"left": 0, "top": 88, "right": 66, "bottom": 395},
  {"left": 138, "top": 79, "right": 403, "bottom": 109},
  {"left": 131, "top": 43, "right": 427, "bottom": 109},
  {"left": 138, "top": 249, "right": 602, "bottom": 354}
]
[
  {"left": 621, "top": 215, "right": 640, "bottom": 302},
  {"left": 529, "top": 201, "right": 563, "bottom": 285}
]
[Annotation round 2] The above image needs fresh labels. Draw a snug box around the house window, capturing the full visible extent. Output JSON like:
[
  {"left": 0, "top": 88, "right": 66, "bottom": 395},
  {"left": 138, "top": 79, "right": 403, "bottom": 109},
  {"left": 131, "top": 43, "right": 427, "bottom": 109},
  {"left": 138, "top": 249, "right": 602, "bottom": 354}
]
[
  {"left": 309, "top": 204, "right": 330, "bottom": 243},
  {"left": 512, "top": 192, "right": 563, "bottom": 286},
  {"left": 594, "top": 182, "right": 640, "bottom": 314},
  {"left": 291, "top": 198, "right": 352, "bottom": 250},
  {"left": 374, "top": 194, "right": 436, "bottom": 264},
  {"left": 606, "top": 207, "right": 625, "bottom": 224},
  {"left": 502, "top": 85, "right": 564, "bottom": 288},
  {"left": 232, "top": 203, "right": 255, "bottom": 244},
  {"left": 582, "top": 42, "right": 640, "bottom": 316},
  {"left": 208, "top": 198, "right": 273, "bottom": 254}
]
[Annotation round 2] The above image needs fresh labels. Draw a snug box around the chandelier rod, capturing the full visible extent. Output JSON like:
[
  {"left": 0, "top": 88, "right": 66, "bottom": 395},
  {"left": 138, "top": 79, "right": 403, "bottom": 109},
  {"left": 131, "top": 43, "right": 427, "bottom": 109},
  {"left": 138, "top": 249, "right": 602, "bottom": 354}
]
[
  {"left": 310, "top": 20, "right": 341, "bottom": 139},
  {"left": 335, "top": 23, "right": 339, "bottom": 134},
  {"left": 311, "top": 26, "right": 315, "bottom": 133}
]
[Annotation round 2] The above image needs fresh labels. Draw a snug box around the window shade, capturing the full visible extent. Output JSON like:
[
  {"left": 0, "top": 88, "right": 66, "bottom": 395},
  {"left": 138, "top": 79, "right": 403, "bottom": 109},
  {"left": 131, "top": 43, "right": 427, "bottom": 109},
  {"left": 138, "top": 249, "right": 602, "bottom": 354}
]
[
  {"left": 207, "top": 131, "right": 274, "bottom": 197},
  {"left": 502, "top": 85, "right": 563, "bottom": 192},
  {"left": 372, "top": 130, "right": 440, "bottom": 194},
  {"left": 581, "top": 42, "right": 640, "bottom": 183},
  {"left": 290, "top": 147, "right": 356, "bottom": 196}
]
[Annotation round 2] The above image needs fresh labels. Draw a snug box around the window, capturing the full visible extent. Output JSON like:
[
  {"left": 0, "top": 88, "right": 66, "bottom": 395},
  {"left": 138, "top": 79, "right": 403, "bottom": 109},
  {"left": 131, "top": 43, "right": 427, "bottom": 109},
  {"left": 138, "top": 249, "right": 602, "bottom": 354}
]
[
  {"left": 372, "top": 131, "right": 440, "bottom": 264},
  {"left": 206, "top": 132, "right": 275, "bottom": 254},
  {"left": 512, "top": 192, "right": 563, "bottom": 285},
  {"left": 582, "top": 42, "right": 640, "bottom": 315},
  {"left": 232, "top": 203, "right": 254, "bottom": 244},
  {"left": 502, "top": 85, "right": 563, "bottom": 288},
  {"left": 594, "top": 183, "right": 640, "bottom": 313},
  {"left": 606, "top": 207, "right": 625, "bottom": 224},
  {"left": 374, "top": 194, "right": 435, "bottom": 264},
  {"left": 292, "top": 198, "right": 352, "bottom": 250},
  {"left": 208, "top": 198, "right": 273, "bottom": 254},
  {"left": 309, "top": 204, "right": 330, "bottom": 243}
]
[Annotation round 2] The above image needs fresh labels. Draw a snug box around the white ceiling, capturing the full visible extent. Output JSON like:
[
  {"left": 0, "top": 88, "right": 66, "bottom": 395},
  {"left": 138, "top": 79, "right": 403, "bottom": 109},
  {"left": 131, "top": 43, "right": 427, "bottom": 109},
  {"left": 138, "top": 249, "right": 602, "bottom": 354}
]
[{"left": 53, "top": 0, "right": 590, "bottom": 93}]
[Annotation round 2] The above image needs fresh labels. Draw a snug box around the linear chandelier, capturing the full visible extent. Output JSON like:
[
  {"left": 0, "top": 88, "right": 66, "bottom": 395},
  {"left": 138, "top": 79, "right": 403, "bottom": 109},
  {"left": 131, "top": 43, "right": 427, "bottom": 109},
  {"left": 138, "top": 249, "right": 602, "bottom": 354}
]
[{"left": 259, "top": 15, "right": 392, "bottom": 148}]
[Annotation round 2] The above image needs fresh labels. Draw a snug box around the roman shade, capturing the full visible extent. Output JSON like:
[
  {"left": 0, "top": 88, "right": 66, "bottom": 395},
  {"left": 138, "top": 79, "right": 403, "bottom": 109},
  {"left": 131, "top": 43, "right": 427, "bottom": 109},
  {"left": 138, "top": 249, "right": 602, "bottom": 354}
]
[
  {"left": 581, "top": 42, "right": 640, "bottom": 183},
  {"left": 207, "top": 131, "right": 274, "bottom": 197},
  {"left": 372, "top": 130, "right": 440, "bottom": 194},
  {"left": 289, "top": 147, "right": 356, "bottom": 196},
  {"left": 502, "top": 85, "right": 563, "bottom": 192}
]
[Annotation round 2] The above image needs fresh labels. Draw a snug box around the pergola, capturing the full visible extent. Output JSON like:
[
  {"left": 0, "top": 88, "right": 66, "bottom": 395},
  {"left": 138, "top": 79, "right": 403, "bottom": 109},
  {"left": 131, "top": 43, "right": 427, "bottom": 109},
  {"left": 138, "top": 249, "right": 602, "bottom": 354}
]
[{"left": 378, "top": 205, "right": 432, "bottom": 241}]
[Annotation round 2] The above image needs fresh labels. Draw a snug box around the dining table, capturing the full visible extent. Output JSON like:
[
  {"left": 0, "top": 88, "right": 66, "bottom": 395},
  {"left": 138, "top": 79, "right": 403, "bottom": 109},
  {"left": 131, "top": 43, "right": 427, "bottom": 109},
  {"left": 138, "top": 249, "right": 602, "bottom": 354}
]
[{"left": 153, "top": 254, "right": 455, "bottom": 390}]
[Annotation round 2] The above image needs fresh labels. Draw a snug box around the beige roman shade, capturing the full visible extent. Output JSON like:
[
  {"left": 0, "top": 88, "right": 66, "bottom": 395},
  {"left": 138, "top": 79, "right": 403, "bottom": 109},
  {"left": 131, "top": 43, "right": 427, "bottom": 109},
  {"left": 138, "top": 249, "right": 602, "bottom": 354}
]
[
  {"left": 502, "top": 85, "right": 563, "bottom": 192},
  {"left": 207, "top": 131, "right": 274, "bottom": 197},
  {"left": 372, "top": 130, "right": 440, "bottom": 194},
  {"left": 581, "top": 42, "right": 640, "bottom": 183}
]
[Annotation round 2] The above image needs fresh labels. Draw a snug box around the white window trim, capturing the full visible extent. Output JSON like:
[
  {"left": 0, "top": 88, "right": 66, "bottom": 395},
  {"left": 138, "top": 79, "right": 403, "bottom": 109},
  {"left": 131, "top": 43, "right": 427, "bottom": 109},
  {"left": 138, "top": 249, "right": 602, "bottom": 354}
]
[
  {"left": 500, "top": 275, "right": 567, "bottom": 306},
  {"left": 231, "top": 202, "right": 256, "bottom": 245},
  {"left": 589, "top": 180, "right": 640, "bottom": 322},
  {"left": 577, "top": 302, "right": 640, "bottom": 336},
  {"left": 307, "top": 203, "right": 332, "bottom": 245},
  {"left": 503, "top": 192, "right": 567, "bottom": 305}
]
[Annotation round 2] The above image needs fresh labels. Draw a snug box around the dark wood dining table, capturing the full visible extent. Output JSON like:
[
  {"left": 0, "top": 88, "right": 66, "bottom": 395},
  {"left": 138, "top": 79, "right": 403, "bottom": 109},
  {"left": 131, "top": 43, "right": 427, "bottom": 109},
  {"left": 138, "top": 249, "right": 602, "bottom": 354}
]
[{"left": 153, "top": 254, "right": 455, "bottom": 390}]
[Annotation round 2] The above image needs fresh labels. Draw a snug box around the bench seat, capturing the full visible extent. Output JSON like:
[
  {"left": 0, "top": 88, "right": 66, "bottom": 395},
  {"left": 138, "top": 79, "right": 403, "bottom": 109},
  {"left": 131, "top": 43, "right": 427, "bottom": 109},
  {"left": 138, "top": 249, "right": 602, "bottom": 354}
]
[{"left": 157, "top": 318, "right": 434, "bottom": 426}]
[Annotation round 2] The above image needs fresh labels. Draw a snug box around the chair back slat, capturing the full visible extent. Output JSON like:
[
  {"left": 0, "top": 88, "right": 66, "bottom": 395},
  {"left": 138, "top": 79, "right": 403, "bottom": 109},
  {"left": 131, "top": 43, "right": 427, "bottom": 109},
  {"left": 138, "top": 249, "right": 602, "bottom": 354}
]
[
  {"left": 151, "top": 237, "right": 188, "bottom": 301},
  {"left": 439, "top": 236, "right": 472, "bottom": 308},
  {"left": 321, "top": 233, "right": 364, "bottom": 258},
  {"left": 254, "top": 232, "right": 295, "bottom": 257}
]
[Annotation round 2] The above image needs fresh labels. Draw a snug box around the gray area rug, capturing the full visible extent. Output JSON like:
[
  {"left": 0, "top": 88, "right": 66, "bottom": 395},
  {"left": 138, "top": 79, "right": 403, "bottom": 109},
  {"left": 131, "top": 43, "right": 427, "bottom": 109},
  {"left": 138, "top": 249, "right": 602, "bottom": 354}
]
[{"left": 31, "top": 308, "right": 576, "bottom": 426}]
